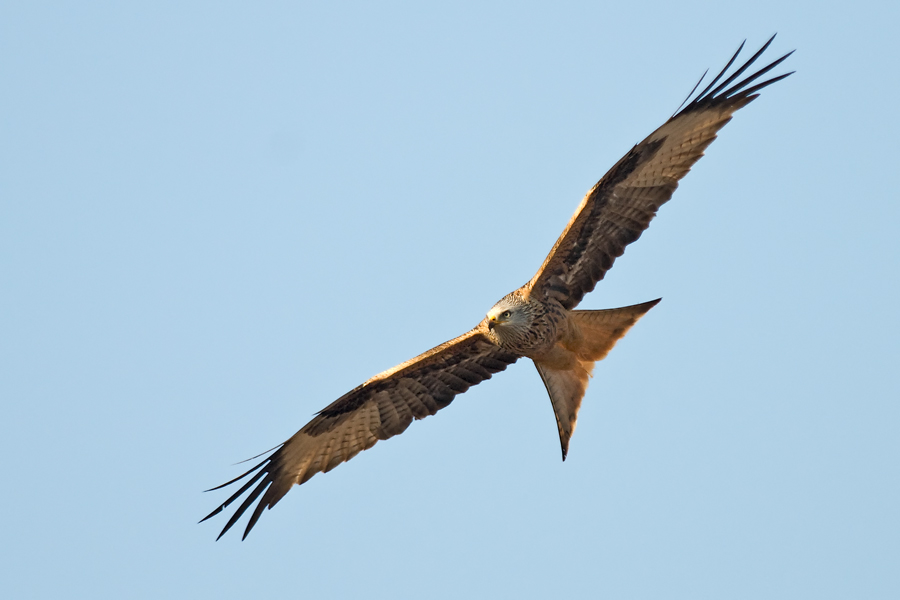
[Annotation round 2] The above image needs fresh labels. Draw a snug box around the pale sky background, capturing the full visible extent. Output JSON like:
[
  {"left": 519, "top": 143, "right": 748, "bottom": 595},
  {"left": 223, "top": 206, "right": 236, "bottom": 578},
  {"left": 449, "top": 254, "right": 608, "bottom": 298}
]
[{"left": 2, "top": 2, "right": 898, "bottom": 599}]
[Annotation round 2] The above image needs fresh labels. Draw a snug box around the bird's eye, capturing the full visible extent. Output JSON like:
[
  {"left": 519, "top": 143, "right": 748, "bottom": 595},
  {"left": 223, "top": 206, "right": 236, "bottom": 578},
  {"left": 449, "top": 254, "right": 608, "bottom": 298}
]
[{"left": 501, "top": 310, "right": 511, "bottom": 318}]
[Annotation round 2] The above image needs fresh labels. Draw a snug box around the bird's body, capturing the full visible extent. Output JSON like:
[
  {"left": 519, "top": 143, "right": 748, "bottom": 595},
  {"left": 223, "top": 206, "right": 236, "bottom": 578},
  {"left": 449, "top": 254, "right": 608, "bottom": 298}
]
[{"left": 202, "top": 37, "right": 793, "bottom": 540}]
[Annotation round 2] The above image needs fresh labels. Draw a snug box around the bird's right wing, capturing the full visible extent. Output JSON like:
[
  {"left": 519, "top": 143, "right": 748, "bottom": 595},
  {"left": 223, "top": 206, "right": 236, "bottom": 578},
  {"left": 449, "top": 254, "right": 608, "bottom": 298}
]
[{"left": 201, "top": 324, "right": 519, "bottom": 540}]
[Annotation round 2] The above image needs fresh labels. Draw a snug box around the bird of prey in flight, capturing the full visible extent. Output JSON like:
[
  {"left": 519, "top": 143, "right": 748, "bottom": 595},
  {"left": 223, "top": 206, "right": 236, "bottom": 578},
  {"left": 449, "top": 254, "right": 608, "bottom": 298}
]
[{"left": 202, "top": 37, "right": 793, "bottom": 540}]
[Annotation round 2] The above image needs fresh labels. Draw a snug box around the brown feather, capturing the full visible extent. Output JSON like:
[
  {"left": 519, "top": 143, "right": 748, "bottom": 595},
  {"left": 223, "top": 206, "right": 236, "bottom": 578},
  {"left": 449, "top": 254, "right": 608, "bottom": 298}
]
[
  {"left": 535, "top": 299, "right": 660, "bottom": 460},
  {"left": 203, "top": 38, "right": 792, "bottom": 540},
  {"left": 527, "top": 41, "right": 793, "bottom": 309},
  {"left": 201, "top": 327, "right": 518, "bottom": 540}
]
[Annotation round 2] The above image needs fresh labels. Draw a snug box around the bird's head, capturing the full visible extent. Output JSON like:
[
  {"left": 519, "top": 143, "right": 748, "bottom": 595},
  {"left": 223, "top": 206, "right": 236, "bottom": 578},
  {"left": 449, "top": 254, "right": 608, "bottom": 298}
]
[{"left": 486, "top": 293, "right": 531, "bottom": 342}]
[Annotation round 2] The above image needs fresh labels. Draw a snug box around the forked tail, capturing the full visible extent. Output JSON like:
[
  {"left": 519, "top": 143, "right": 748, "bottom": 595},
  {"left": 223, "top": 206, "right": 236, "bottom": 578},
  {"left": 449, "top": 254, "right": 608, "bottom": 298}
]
[{"left": 535, "top": 299, "right": 660, "bottom": 460}]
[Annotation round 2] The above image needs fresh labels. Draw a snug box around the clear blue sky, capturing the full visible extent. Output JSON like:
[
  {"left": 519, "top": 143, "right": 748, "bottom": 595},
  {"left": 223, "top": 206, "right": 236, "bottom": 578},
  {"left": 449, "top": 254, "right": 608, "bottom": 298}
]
[{"left": 2, "top": 2, "right": 898, "bottom": 598}]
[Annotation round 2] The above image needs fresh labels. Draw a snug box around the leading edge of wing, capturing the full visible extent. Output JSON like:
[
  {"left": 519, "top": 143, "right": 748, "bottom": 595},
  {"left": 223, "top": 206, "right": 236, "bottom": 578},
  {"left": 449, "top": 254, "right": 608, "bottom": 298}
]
[{"left": 201, "top": 326, "right": 520, "bottom": 540}]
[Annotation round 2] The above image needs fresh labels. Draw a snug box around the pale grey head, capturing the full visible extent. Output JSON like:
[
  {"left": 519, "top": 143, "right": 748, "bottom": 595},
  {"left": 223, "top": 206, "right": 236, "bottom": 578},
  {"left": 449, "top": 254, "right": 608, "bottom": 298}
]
[{"left": 485, "top": 291, "right": 537, "bottom": 347}]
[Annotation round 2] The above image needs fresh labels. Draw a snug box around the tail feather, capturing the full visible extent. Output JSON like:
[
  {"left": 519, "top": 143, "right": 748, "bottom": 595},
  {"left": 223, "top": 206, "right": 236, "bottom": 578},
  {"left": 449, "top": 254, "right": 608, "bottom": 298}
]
[
  {"left": 535, "top": 298, "right": 660, "bottom": 460},
  {"left": 565, "top": 298, "right": 661, "bottom": 361}
]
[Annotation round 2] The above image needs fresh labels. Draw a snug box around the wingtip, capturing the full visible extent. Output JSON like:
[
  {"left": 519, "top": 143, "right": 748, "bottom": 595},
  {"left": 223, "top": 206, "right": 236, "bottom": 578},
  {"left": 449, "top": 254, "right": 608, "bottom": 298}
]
[{"left": 198, "top": 506, "right": 223, "bottom": 524}]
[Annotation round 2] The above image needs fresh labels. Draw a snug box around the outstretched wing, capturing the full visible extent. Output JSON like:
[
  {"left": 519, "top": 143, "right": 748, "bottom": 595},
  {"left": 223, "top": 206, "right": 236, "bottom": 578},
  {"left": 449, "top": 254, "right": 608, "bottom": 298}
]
[
  {"left": 201, "top": 325, "right": 519, "bottom": 540},
  {"left": 527, "top": 36, "right": 793, "bottom": 309}
]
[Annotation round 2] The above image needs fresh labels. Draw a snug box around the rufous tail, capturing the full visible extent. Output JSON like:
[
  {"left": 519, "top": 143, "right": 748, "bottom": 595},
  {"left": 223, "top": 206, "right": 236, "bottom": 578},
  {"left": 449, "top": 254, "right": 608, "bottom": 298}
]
[{"left": 535, "top": 298, "right": 660, "bottom": 460}]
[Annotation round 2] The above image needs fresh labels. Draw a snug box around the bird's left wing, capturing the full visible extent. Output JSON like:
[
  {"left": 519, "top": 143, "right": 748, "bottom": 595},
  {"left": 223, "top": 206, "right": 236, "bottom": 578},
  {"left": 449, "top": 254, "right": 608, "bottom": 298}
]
[
  {"left": 527, "top": 37, "right": 793, "bottom": 309},
  {"left": 201, "top": 325, "right": 519, "bottom": 540}
]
